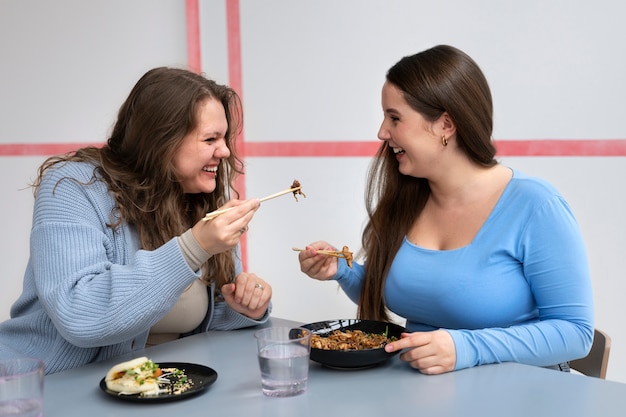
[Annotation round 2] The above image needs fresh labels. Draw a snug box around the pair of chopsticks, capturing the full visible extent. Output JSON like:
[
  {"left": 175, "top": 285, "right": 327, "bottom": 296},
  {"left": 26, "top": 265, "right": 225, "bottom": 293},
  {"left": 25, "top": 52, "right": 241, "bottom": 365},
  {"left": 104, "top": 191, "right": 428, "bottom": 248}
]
[
  {"left": 291, "top": 248, "right": 343, "bottom": 258},
  {"left": 202, "top": 185, "right": 303, "bottom": 221},
  {"left": 292, "top": 246, "right": 354, "bottom": 268}
]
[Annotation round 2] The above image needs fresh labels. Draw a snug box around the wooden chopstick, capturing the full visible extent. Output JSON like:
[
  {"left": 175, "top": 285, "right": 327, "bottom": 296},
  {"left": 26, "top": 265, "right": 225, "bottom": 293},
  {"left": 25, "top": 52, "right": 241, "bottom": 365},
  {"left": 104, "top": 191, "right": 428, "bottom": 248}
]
[
  {"left": 201, "top": 206, "right": 235, "bottom": 222},
  {"left": 292, "top": 246, "right": 354, "bottom": 269},
  {"left": 259, "top": 187, "right": 301, "bottom": 203},
  {"left": 202, "top": 186, "right": 302, "bottom": 221},
  {"left": 291, "top": 247, "right": 346, "bottom": 257}
]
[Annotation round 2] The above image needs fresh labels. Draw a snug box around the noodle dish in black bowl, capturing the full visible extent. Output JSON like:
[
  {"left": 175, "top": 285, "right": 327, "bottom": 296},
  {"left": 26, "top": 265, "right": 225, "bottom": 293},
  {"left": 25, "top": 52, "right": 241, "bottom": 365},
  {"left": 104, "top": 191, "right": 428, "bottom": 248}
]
[{"left": 301, "top": 319, "right": 408, "bottom": 369}]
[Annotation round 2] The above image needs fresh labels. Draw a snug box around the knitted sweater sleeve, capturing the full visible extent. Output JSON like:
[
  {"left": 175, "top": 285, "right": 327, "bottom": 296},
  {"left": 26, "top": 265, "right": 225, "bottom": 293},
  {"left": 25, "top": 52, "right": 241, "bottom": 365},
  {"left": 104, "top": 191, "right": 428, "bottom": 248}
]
[{"left": 30, "top": 163, "right": 200, "bottom": 347}]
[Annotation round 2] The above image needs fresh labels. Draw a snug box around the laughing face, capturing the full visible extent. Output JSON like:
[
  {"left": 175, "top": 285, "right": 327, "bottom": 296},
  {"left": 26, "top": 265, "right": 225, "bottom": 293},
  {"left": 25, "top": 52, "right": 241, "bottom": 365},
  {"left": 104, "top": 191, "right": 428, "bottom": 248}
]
[
  {"left": 377, "top": 81, "right": 444, "bottom": 178},
  {"left": 172, "top": 98, "right": 230, "bottom": 194}
]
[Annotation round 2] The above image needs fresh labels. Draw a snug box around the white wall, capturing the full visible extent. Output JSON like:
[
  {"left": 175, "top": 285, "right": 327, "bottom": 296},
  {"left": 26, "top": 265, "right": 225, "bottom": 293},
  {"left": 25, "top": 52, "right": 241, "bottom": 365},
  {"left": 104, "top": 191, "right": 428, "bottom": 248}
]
[
  {"left": 0, "top": 0, "right": 189, "bottom": 336},
  {"left": 1, "top": 0, "right": 625, "bottom": 382}
]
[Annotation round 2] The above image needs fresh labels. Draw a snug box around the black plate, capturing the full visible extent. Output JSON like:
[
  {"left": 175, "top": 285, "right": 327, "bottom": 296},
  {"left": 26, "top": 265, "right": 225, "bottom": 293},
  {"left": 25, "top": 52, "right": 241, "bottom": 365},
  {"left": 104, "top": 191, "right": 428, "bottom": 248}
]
[
  {"left": 302, "top": 319, "right": 408, "bottom": 369},
  {"left": 99, "top": 362, "right": 217, "bottom": 403}
]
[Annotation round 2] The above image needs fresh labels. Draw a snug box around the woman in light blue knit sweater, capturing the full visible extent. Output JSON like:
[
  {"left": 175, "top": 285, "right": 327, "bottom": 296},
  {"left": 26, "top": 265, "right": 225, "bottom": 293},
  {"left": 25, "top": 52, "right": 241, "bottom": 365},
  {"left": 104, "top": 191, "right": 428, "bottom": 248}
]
[{"left": 0, "top": 67, "right": 272, "bottom": 374}]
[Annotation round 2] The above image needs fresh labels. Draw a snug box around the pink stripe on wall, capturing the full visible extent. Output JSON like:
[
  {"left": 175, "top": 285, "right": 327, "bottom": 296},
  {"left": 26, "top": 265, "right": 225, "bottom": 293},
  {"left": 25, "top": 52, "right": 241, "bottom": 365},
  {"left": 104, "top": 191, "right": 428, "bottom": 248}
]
[
  {"left": 185, "top": 0, "right": 201, "bottom": 74},
  {"left": 494, "top": 140, "right": 626, "bottom": 156},
  {"left": 0, "top": 143, "right": 104, "bottom": 156},
  {"left": 242, "top": 139, "right": 626, "bottom": 158},
  {"left": 2, "top": 140, "right": 626, "bottom": 157},
  {"left": 225, "top": 0, "right": 243, "bottom": 104},
  {"left": 225, "top": 0, "right": 249, "bottom": 265},
  {"left": 225, "top": 0, "right": 245, "bottom": 158}
]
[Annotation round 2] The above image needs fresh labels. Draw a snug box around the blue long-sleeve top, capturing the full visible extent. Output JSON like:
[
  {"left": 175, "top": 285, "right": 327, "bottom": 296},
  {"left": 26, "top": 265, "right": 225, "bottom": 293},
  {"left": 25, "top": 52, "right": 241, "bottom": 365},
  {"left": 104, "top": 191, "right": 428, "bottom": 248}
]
[
  {"left": 334, "top": 169, "right": 594, "bottom": 370},
  {"left": 0, "top": 161, "right": 269, "bottom": 374}
]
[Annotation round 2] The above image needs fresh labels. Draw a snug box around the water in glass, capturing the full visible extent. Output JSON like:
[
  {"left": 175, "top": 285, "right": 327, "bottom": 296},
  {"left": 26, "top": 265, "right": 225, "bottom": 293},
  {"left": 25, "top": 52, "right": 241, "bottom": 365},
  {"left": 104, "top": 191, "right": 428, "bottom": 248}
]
[{"left": 258, "top": 344, "right": 309, "bottom": 397}]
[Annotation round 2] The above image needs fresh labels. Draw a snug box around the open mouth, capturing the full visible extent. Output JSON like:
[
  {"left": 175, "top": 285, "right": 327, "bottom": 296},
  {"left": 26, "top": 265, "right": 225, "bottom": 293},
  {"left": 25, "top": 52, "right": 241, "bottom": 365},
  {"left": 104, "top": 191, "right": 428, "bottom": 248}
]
[{"left": 392, "top": 147, "right": 405, "bottom": 155}]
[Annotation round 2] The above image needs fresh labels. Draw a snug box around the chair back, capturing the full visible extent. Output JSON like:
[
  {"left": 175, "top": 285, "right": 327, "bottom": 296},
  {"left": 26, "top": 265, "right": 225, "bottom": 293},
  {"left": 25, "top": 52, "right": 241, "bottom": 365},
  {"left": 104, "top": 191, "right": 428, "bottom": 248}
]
[{"left": 569, "top": 328, "right": 611, "bottom": 379}]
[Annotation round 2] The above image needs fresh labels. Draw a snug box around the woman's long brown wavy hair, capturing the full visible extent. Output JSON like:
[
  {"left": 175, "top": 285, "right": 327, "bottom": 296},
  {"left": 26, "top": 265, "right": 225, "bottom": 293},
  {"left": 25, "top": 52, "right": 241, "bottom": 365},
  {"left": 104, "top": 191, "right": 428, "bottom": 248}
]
[
  {"left": 358, "top": 45, "right": 498, "bottom": 321},
  {"left": 32, "top": 67, "right": 244, "bottom": 289}
]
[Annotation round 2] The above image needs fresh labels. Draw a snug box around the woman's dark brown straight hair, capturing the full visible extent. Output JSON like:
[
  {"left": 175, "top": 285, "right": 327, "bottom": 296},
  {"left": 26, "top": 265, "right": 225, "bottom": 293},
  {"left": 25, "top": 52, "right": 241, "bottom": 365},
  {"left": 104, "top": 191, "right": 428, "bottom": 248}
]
[{"left": 358, "top": 45, "right": 497, "bottom": 321}]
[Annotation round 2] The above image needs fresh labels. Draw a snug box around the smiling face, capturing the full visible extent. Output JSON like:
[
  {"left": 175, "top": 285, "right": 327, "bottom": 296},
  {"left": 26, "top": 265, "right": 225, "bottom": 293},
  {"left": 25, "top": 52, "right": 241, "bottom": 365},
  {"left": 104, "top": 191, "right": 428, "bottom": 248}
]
[
  {"left": 172, "top": 98, "right": 230, "bottom": 194},
  {"left": 377, "top": 81, "right": 444, "bottom": 178}
]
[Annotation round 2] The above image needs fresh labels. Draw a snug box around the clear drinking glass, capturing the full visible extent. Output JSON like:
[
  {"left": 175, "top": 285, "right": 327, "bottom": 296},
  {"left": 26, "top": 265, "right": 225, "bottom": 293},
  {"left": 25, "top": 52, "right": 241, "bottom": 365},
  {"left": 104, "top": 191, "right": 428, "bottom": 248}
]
[
  {"left": 0, "top": 357, "right": 45, "bottom": 417},
  {"left": 254, "top": 326, "right": 311, "bottom": 397}
]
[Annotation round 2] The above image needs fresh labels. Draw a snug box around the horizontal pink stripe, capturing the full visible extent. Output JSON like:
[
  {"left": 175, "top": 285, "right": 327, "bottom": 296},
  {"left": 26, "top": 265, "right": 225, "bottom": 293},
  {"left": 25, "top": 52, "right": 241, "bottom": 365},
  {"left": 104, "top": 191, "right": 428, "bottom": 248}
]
[
  {"left": 243, "top": 141, "right": 379, "bottom": 157},
  {"left": 1, "top": 139, "right": 626, "bottom": 157},
  {"left": 0, "top": 143, "right": 104, "bottom": 156},
  {"left": 495, "top": 140, "right": 626, "bottom": 156},
  {"left": 244, "top": 139, "right": 626, "bottom": 157}
]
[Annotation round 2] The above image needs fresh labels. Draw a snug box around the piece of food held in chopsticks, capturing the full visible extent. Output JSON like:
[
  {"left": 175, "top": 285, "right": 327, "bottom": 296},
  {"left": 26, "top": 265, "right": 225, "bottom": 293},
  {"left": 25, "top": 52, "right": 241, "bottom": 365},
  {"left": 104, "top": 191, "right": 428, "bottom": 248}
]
[
  {"left": 202, "top": 179, "right": 306, "bottom": 221},
  {"left": 289, "top": 179, "right": 306, "bottom": 201},
  {"left": 292, "top": 245, "right": 354, "bottom": 268}
]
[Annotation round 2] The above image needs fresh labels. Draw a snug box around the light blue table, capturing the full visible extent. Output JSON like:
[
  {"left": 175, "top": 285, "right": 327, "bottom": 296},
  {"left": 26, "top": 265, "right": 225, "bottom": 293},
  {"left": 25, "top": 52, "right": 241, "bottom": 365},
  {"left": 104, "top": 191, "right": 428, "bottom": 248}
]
[{"left": 44, "top": 317, "right": 626, "bottom": 416}]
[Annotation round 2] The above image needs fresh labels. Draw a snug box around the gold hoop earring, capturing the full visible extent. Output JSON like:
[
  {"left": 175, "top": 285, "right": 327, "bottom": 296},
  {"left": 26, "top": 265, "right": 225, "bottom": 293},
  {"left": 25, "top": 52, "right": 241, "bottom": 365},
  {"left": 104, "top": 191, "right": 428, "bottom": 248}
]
[{"left": 442, "top": 135, "right": 448, "bottom": 147}]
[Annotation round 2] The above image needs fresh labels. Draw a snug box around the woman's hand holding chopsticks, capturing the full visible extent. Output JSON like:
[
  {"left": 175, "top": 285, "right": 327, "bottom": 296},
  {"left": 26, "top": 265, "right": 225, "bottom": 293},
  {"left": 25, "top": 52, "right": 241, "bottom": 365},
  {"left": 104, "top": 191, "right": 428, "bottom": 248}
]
[
  {"left": 293, "top": 245, "right": 353, "bottom": 267},
  {"left": 294, "top": 241, "right": 343, "bottom": 280},
  {"left": 192, "top": 198, "right": 260, "bottom": 255}
]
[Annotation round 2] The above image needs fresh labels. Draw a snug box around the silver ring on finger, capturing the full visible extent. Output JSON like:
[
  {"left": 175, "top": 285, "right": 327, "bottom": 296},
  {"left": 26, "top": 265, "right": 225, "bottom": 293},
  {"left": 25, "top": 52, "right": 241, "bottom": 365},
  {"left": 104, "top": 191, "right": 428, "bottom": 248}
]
[{"left": 254, "top": 282, "right": 264, "bottom": 290}]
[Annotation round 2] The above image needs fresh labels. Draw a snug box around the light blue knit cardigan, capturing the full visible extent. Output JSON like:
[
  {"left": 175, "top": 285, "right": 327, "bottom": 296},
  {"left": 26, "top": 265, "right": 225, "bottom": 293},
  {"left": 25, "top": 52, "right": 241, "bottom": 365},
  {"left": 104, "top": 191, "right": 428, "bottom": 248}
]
[{"left": 0, "top": 161, "right": 269, "bottom": 374}]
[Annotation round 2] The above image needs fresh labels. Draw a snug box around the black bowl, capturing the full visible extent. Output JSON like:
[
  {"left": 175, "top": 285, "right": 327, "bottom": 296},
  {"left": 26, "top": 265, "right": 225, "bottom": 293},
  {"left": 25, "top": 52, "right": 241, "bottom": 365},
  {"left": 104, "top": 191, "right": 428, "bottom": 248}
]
[{"left": 301, "top": 319, "right": 408, "bottom": 369}]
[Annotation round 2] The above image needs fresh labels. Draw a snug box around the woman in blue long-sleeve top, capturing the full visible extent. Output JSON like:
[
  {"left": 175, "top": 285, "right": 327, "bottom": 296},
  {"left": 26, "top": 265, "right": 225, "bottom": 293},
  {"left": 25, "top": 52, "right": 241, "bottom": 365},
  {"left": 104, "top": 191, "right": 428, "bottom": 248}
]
[
  {"left": 297, "top": 45, "right": 594, "bottom": 375},
  {"left": 0, "top": 67, "right": 272, "bottom": 374}
]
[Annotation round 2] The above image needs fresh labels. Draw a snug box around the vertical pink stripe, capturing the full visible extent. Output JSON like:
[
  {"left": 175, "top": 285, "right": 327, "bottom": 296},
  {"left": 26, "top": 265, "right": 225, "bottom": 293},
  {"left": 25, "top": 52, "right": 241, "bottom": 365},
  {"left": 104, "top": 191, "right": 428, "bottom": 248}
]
[
  {"left": 225, "top": 0, "right": 245, "bottom": 160},
  {"left": 225, "top": 0, "right": 248, "bottom": 266},
  {"left": 225, "top": 0, "right": 243, "bottom": 102},
  {"left": 186, "top": 0, "right": 201, "bottom": 73}
]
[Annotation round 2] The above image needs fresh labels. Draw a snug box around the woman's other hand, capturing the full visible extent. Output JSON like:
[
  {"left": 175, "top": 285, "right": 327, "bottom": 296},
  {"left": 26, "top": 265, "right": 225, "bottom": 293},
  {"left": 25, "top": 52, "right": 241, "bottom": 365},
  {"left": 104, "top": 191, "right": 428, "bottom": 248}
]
[
  {"left": 191, "top": 198, "right": 260, "bottom": 255},
  {"left": 297, "top": 241, "right": 338, "bottom": 281},
  {"left": 384, "top": 329, "right": 457, "bottom": 375},
  {"left": 221, "top": 272, "right": 271, "bottom": 320}
]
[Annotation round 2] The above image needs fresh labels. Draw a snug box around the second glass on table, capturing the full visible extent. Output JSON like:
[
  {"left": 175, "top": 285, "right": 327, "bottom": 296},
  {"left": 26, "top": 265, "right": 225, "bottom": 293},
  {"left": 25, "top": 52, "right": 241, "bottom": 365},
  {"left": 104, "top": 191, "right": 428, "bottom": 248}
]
[
  {"left": 254, "top": 326, "right": 311, "bottom": 397},
  {"left": 0, "top": 357, "right": 45, "bottom": 417}
]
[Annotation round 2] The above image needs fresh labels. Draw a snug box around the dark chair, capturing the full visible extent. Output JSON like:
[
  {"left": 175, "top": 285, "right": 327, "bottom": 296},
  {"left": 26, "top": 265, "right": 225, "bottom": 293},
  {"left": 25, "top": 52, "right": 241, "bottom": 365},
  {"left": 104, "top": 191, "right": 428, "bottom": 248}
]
[{"left": 569, "top": 328, "right": 611, "bottom": 379}]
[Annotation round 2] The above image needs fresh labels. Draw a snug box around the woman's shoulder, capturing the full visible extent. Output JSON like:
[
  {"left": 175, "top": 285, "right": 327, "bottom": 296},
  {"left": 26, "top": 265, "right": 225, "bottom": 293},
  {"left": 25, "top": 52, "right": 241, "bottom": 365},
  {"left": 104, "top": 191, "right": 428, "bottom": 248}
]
[
  {"left": 44, "top": 160, "right": 99, "bottom": 179},
  {"left": 39, "top": 160, "right": 102, "bottom": 188},
  {"left": 508, "top": 168, "right": 562, "bottom": 200},
  {"left": 38, "top": 160, "right": 107, "bottom": 197},
  {"left": 34, "top": 160, "right": 115, "bottom": 223}
]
